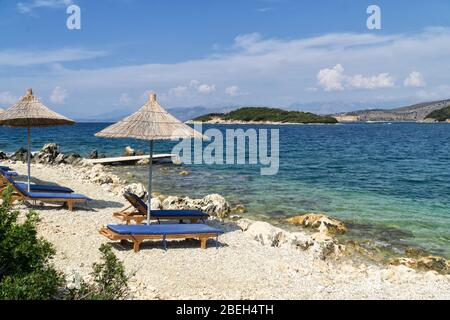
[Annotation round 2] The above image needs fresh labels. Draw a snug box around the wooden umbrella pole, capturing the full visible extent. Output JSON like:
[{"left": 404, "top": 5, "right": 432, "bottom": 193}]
[{"left": 147, "top": 140, "right": 154, "bottom": 225}]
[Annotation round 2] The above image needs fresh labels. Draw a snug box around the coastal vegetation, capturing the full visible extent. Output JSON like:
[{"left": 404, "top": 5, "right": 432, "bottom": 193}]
[
  {"left": 0, "top": 187, "right": 63, "bottom": 299},
  {"left": 192, "top": 107, "right": 338, "bottom": 124},
  {"left": 0, "top": 186, "right": 129, "bottom": 300},
  {"left": 425, "top": 105, "right": 450, "bottom": 122}
]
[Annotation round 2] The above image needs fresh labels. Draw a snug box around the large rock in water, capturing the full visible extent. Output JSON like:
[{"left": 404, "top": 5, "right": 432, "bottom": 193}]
[
  {"left": 10, "top": 147, "right": 31, "bottom": 162},
  {"left": 122, "top": 183, "right": 148, "bottom": 199},
  {"left": 150, "top": 197, "right": 162, "bottom": 210},
  {"left": 0, "top": 151, "right": 7, "bottom": 160},
  {"left": 161, "top": 196, "right": 200, "bottom": 212},
  {"left": 41, "top": 143, "right": 59, "bottom": 155},
  {"left": 161, "top": 194, "right": 231, "bottom": 219},
  {"left": 200, "top": 194, "right": 231, "bottom": 219},
  {"left": 123, "top": 146, "right": 136, "bottom": 157},
  {"left": 286, "top": 213, "right": 347, "bottom": 235},
  {"left": 33, "top": 143, "right": 60, "bottom": 164},
  {"left": 89, "top": 149, "right": 99, "bottom": 159}
]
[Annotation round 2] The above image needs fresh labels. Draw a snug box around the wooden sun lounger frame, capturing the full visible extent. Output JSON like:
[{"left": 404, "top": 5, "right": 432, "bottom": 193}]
[
  {"left": 4, "top": 182, "right": 87, "bottom": 211},
  {"left": 0, "top": 175, "right": 16, "bottom": 187},
  {"left": 113, "top": 205, "right": 205, "bottom": 224},
  {"left": 99, "top": 226, "right": 219, "bottom": 252}
]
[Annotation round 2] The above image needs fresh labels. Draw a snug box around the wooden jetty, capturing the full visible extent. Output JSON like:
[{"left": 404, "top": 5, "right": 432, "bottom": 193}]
[{"left": 87, "top": 154, "right": 175, "bottom": 165}]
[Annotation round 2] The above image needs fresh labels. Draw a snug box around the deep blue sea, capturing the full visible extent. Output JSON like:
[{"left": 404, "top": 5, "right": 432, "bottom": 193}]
[{"left": 1, "top": 122, "right": 449, "bottom": 257}]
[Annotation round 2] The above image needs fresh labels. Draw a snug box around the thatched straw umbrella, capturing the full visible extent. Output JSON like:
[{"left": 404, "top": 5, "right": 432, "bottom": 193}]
[
  {"left": 0, "top": 88, "right": 75, "bottom": 191},
  {"left": 96, "top": 92, "right": 205, "bottom": 224}
]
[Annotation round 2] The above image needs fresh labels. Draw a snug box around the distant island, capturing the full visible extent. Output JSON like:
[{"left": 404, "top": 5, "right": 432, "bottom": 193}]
[
  {"left": 189, "top": 107, "right": 338, "bottom": 124},
  {"left": 335, "top": 99, "right": 450, "bottom": 122}
]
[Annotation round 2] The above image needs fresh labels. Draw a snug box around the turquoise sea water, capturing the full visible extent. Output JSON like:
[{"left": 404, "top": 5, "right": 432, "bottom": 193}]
[{"left": 0, "top": 122, "right": 449, "bottom": 257}]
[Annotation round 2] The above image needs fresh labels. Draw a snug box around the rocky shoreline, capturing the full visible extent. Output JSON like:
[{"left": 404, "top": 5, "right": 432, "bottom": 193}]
[{"left": 1, "top": 143, "right": 450, "bottom": 299}]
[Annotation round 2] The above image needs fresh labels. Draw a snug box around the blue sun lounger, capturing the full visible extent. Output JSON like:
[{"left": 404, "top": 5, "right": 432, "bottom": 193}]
[
  {"left": 114, "top": 192, "right": 209, "bottom": 224},
  {"left": 0, "top": 166, "right": 13, "bottom": 171},
  {"left": 100, "top": 223, "right": 223, "bottom": 252},
  {"left": 3, "top": 174, "right": 90, "bottom": 211},
  {"left": 0, "top": 168, "right": 74, "bottom": 193},
  {"left": 15, "top": 182, "right": 74, "bottom": 194}
]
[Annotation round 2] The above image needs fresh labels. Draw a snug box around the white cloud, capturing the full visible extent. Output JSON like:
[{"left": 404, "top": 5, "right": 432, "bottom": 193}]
[
  {"left": 0, "top": 92, "right": 18, "bottom": 105},
  {"left": 188, "top": 80, "right": 216, "bottom": 94},
  {"left": 168, "top": 86, "right": 188, "bottom": 97},
  {"left": 189, "top": 80, "right": 200, "bottom": 88},
  {"left": 348, "top": 73, "right": 394, "bottom": 89},
  {"left": 118, "top": 93, "right": 131, "bottom": 106},
  {"left": 0, "top": 48, "right": 108, "bottom": 67},
  {"left": 3, "top": 28, "right": 450, "bottom": 112},
  {"left": 234, "top": 33, "right": 264, "bottom": 49},
  {"left": 257, "top": 8, "right": 272, "bottom": 13},
  {"left": 225, "top": 85, "right": 240, "bottom": 96},
  {"left": 404, "top": 71, "right": 426, "bottom": 87},
  {"left": 17, "top": 0, "right": 73, "bottom": 13},
  {"left": 317, "top": 64, "right": 346, "bottom": 91},
  {"left": 50, "top": 86, "right": 68, "bottom": 104},
  {"left": 317, "top": 64, "right": 395, "bottom": 91},
  {"left": 197, "top": 84, "right": 216, "bottom": 94}
]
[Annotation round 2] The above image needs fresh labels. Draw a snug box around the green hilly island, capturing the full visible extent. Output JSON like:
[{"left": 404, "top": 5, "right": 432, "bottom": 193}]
[
  {"left": 192, "top": 107, "right": 338, "bottom": 124},
  {"left": 426, "top": 105, "right": 450, "bottom": 121}
]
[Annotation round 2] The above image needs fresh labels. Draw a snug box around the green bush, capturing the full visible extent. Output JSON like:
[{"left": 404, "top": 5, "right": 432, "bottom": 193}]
[
  {"left": 0, "top": 185, "right": 130, "bottom": 300},
  {"left": 66, "top": 244, "right": 129, "bottom": 300},
  {"left": 0, "top": 186, "right": 64, "bottom": 299}
]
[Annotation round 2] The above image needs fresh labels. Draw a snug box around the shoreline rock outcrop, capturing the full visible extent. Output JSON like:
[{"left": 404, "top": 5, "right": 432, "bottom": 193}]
[
  {"left": 161, "top": 194, "right": 231, "bottom": 219},
  {"left": 123, "top": 146, "right": 136, "bottom": 157},
  {"left": 237, "top": 219, "right": 344, "bottom": 260},
  {"left": 391, "top": 255, "right": 450, "bottom": 275},
  {"left": 8, "top": 143, "right": 84, "bottom": 166},
  {"left": 286, "top": 213, "right": 347, "bottom": 235}
]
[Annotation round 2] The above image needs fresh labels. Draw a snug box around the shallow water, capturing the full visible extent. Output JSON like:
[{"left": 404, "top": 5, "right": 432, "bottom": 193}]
[{"left": 1, "top": 122, "right": 449, "bottom": 257}]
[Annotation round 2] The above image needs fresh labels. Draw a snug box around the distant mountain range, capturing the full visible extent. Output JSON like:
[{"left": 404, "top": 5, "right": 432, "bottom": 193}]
[
  {"left": 74, "top": 106, "right": 233, "bottom": 123},
  {"left": 336, "top": 99, "right": 450, "bottom": 122}
]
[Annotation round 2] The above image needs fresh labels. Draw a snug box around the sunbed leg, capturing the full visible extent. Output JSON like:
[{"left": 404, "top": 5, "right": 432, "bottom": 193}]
[
  {"left": 133, "top": 240, "right": 141, "bottom": 252},
  {"left": 67, "top": 201, "right": 74, "bottom": 211},
  {"left": 216, "top": 236, "right": 219, "bottom": 249},
  {"left": 200, "top": 238, "right": 207, "bottom": 249}
]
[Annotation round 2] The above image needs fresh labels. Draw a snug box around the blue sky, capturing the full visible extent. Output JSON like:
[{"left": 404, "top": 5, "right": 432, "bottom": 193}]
[{"left": 1, "top": 0, "right": 450, "bottom": 118}]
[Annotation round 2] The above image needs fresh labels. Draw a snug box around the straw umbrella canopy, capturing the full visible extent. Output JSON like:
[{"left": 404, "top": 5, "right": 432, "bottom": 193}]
[
  {"left": 96, "top": 92, "right": 205, "bottom": 224},
  {"left": 0, "top": 88, "right": 75, "bottom": 191}
]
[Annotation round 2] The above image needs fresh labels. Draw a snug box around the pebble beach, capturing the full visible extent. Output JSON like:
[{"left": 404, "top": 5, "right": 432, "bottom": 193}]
[{"left": 2, "top": 158, "right": 450, "bottom": 300}]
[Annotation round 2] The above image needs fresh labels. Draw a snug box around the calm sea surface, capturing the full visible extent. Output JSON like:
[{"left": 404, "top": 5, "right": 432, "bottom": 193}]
[{"left": 0, "top": 122, "right": 449, "bottom": 257}]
